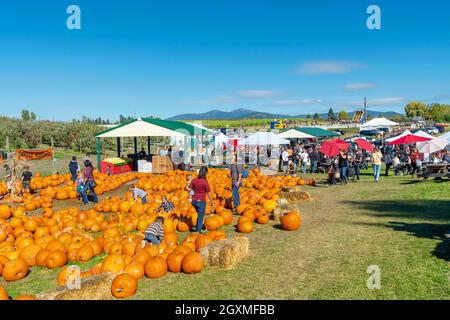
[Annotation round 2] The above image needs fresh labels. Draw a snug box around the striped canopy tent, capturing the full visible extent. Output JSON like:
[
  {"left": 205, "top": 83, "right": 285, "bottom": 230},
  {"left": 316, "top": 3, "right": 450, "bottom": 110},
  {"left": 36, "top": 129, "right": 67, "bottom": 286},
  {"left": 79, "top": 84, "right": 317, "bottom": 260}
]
[
  {"left": 280, "top": 127, "right": 340, "bottom": 139},
  {"left": 95, "top": 118, "right": 213, "bottom": 168}
]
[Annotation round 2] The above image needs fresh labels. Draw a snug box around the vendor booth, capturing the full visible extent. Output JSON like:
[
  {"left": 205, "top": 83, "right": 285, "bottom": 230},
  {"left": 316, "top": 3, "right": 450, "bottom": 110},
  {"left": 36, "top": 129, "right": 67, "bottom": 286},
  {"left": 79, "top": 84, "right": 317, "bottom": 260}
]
[{"left": 95, "top": 118, "right": 214, "bottom": 174}]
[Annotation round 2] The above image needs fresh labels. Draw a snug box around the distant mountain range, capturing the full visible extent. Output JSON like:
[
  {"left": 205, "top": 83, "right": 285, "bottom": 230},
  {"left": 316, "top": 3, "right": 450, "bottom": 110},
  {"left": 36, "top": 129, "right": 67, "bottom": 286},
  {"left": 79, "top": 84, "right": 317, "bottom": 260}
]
[{"left": 166, "top": 108, "right": 403, "bottom": 120}]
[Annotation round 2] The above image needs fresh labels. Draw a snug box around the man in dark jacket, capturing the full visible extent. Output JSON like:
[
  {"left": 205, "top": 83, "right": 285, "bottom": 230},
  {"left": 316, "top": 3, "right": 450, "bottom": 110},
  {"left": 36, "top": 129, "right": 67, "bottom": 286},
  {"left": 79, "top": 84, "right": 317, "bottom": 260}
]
[
  {"left": 69, "top": 156, "right": 79, "bottom": 181},
  {"left": 310, "top": 148, "right": 320, "bottom": 174}
]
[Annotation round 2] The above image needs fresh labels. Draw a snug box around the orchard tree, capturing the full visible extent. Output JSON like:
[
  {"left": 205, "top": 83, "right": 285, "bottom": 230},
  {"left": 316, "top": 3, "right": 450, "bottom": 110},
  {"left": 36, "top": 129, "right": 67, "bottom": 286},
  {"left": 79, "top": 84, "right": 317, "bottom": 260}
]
[
  {"left": 338, "top": 111, "right": 349, "bottom": 120},
  {"left": 328, "top": 108, "right": 336, "bottom": 120}
]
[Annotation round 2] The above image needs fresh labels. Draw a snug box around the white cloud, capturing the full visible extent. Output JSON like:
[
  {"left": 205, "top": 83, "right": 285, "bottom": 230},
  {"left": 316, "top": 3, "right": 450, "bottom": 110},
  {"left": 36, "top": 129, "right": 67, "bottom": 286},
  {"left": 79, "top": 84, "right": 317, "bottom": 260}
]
[
  {"left": 273, "top": 99, "right": 323, "bottom": 106},
  {"left": 238, "top": 90, "right": 283, "bottom": 99},
  {"left": 344, "top": 82, "right": 376, "bottom": 91},
  {"left": 297, "top": 61, "right": 365, "bottom": 75}
]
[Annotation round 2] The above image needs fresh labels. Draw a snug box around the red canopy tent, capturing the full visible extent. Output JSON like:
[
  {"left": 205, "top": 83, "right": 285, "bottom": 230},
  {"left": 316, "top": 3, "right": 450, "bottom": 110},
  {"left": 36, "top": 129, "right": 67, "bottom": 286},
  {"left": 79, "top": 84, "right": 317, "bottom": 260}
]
[
  {"left": 387, "top": 134, "right": 432, "bottom": 145},
  {"left": 354, "top": 139, "right": 375, "bottom": 152}
]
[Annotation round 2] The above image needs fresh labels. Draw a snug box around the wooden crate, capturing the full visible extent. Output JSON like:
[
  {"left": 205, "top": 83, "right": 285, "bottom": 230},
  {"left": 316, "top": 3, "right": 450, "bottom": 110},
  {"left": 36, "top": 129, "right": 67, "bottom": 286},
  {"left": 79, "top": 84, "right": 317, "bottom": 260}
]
[{"left": 152, "top": 156, "right": 173, "bottom": 174}]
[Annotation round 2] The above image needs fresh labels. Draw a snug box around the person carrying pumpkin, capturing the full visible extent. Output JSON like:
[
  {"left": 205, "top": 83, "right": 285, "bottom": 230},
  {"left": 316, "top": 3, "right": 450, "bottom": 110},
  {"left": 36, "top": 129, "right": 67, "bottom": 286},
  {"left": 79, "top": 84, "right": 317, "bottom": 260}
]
[
  {"left": 129, "top": 185, "right": 147, "bottom": 204},
  {"left": 142, "top": 216, "right": 164, "bottom": 248},
  {"left": 154, "top": 195, "right": 175, "bottom": 213}
]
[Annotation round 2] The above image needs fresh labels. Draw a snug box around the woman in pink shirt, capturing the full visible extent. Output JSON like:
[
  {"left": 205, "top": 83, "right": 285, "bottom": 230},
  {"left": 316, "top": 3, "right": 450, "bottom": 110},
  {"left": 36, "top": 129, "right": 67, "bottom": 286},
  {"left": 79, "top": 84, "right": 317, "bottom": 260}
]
[{"left": 190, "top": 166, "right": 215, "bottom": 233}]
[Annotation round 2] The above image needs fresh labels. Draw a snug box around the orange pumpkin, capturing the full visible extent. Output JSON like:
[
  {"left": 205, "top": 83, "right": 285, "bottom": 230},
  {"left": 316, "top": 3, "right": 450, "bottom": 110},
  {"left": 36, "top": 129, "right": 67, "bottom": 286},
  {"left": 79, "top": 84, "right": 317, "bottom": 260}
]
[
  {"left": 280, "top": 211, "right": 301, "bottom": 231},
  {"left": 101, "top": 254, "right": 125, "bottom": 273},
  {"left": 0, "top": 286, "right": 9, "bottom": 300},
  {"left": 2, "top": 259, "right": 29, "bottom": 281},
  {"left": 164, "top": 232, "right": 178, "bottom": 245},
  {"left": 181, "top": 252, "right": 203, "bottom": 274},
  {"left": 18, "top": 244, "right": 42, "bottom": 266},
  {"left": 237, "top": 220, "right": 253, "bottom": 233},
  {"left": 0, "top": 205, "right": 12, "bottom": 219},
  {"left": 46, "top": 250, "right": 68, "bottom": 268},
  {"left": 76, "top": 246, "right": 94, "bottom": 263},
  {"left": 124, "top": 262, "right": 145, "bottom": 279},
  {"left": 111, "top": 273, "right": 138, "bottom": 299},
  {"left": 144, "top": 257, "right": 167, "bottom": 279},
  {"left": 166, "top": 251, "right": 185, "bottom": 273}
]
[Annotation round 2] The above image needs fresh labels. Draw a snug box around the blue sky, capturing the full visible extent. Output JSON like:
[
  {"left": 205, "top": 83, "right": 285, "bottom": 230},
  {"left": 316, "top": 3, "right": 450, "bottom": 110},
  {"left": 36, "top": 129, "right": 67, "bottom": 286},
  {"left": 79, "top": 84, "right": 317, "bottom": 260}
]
[{"left": 0, "top": 0, "right": 449, "bottom": 120}]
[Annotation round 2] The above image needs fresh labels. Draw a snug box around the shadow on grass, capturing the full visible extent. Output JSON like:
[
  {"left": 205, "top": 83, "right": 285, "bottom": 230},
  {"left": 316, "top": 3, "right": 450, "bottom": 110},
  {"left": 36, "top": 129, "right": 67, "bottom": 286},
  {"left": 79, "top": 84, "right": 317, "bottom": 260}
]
[
  {"left": 347, "top": 197, "right": 450, "bottom": 262},
  {"left": 344, "top": 199, "right": 450, "bottom": 221}
]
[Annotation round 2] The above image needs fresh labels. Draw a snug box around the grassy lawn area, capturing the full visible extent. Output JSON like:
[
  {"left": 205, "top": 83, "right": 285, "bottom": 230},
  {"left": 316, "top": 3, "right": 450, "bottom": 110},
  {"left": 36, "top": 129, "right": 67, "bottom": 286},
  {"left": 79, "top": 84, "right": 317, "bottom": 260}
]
[{"left": 1, "top": 169, "right": 449, "bottom": 299}]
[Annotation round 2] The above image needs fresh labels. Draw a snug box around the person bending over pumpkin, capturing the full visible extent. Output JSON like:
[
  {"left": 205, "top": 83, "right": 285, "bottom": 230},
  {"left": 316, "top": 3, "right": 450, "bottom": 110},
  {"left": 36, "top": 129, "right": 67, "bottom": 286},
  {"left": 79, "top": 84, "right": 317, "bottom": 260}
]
[
  {"left": 129, "top": 185, "right": 147, "bottom": 204},
  {"left": 154, "top": 195, "right": 175, "bottom": 213},
  {"left": 142, "top": 216, "right": 164, "bottom": 248}
]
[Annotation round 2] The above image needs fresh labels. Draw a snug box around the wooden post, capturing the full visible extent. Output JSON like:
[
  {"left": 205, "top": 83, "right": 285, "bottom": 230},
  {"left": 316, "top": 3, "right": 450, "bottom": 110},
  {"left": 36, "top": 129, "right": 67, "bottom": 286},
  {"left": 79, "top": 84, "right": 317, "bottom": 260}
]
[{"left": 51, "top": 137, "right": 55, "bottom": 173}]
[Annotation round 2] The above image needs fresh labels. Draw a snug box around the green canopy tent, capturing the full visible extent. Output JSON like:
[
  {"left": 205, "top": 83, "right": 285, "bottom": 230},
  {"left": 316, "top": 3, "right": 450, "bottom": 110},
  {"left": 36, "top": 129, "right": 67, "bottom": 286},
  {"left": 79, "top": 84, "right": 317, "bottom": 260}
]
[
  {"left": 280, "top": 127, "right": 340, "bottom": 139},
  {"left": 95, "top": 118, "right": 214, "bottom": 169}
]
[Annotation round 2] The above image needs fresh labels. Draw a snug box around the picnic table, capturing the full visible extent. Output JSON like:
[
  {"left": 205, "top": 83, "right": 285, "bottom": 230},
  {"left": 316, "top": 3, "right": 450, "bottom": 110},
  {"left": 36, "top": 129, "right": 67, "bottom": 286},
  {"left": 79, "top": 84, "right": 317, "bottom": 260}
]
[{"left": 421, "top": 163, "right": 450, "bottom": 179}]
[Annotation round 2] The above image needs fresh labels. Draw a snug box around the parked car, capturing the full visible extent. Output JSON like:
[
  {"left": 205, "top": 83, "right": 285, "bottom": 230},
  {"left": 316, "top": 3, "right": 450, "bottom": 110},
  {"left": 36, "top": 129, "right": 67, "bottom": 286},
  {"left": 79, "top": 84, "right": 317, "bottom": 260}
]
[
  {"left": 424, "top": 127, "right": 439, "bottom": 135},
  {"left": 360, "top": 130, "right": 380, "bottom": 137}
]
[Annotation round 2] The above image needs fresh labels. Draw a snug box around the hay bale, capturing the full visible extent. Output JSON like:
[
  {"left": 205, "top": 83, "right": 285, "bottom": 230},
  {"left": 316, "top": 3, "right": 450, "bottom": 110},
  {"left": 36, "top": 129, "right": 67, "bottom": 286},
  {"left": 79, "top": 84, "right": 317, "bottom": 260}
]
[
  {"left": 199, "top": 237, "right": 249, "bottom": 269},
  {"left": 36, "top": 273, "right": 117, "bottom": 300},
  {"left": 272, "top": 204, "right": 298, "bottom": 221},
  {"left": 280, "top": 191, "right": 312, "bottom": 202},
  {"left": 281, "top": 186, "right": 301, "bottom": 192}
]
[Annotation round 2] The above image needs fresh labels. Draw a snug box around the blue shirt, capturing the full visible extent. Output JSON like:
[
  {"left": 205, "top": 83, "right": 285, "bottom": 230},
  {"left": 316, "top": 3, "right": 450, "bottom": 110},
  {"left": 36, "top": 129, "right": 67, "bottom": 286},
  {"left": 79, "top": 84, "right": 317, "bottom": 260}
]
[{"left": 132, "top": 188, "right": 147, "bottom": 200}]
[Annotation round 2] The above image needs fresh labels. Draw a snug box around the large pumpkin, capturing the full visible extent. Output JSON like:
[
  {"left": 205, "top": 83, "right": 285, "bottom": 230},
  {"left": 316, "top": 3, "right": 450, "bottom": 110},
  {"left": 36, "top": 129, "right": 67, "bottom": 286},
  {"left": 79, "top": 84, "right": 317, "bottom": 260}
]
[
  {"left": 111, "top": 273, "right": 138, "bottom": 299},
  {"left": 76, "top": 246, "right": 94, "bottom": 263},
  {"left": 219, "top": 209, "right": 233, "bottom": 225},
  {"left": 164, "top": 232, "right": 178, "bottom": 245},
  {"left": 35, "top": 249, "right": 51, "bottom": 267},
  {"left": 144, "top": 257, "right": 167, "bottom": 279},
  {"left": 2, "top": 259, "right": 29, "bottom": 281},
  {"left": 18, "top": 244, "right": 42, "bottom": 266},
  {"left": 101, "top": 254, "right": 125, "bottom": 273},
  {"left": 0, "top": 205, "right": 12, "bottom": 219},
  {"left": 237, "top": 220, "right": 253, "bottom": 233},
  {"left": 166, "top": 251, "right": 184, "bottom": 273},
  {"left": 124, "top": 262, "right": 145, "bottom": 279},
  {"left": 46, "top": 250, "right": 68, "bottom": 268},
  {"left": 181, "top": 252, "right": 203, "bottom": 274},
  {"left": 280, "top": 211, "right": 301, "bottom": 231}
]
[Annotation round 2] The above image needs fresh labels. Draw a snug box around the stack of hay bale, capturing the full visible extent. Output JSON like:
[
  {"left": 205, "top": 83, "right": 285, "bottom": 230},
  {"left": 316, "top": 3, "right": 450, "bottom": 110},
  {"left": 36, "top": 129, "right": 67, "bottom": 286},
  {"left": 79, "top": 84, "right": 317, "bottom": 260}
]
[{"left": 199, "top": 237, "right": 249, "bottom": 269}]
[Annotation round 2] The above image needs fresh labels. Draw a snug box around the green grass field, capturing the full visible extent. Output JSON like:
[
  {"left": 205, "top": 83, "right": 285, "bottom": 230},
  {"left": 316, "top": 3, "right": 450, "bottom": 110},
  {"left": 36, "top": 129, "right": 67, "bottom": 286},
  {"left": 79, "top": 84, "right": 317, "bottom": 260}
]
[{"left": 1, "top": 168, "right": 449, "bottom": 300}]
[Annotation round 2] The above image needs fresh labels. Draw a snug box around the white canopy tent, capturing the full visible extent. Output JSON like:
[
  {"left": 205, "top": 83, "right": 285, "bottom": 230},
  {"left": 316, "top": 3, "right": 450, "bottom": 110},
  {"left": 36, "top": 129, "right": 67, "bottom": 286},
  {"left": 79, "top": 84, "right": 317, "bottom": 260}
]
[
  {"left": 413, "top": 130, "right": 434, "bottom": 139},
  {"left": 214, "top": 132, "right": 229, "bottom": 145},
  {"left": 385, "top": 130, "right": 412, "bottom": 143},
  {"left": 436, "top": 131, "right": 450, "bottom": 143},
  {"left": 277, "top": 129, "right": 315, "bottom": 139},
  {"left": 360, "top": 118, "right": 399, "bottom": 131},
  {"left": 238, "top": 132, "right": 290, "bottom": 146}
]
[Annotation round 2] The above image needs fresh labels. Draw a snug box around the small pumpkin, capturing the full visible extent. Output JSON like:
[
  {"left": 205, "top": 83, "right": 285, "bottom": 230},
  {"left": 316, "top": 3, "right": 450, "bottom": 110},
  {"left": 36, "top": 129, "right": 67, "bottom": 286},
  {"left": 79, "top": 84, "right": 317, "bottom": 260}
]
[
  {"left": 124, "top": 262, "right": 145, "bottom": 279},
  {"left": 237, "top": 220, "right": 253, "bottom": 233},
  {"left": 166, "top": 251, "right": 185, "bottom": 273}
]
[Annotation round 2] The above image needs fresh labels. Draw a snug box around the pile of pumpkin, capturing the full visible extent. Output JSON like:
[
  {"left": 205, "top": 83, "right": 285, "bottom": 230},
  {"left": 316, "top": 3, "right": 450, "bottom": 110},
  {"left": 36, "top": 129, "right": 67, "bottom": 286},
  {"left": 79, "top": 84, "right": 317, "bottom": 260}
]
[{"left": 0, "top": 167, "right": 303, "bottom": 299}]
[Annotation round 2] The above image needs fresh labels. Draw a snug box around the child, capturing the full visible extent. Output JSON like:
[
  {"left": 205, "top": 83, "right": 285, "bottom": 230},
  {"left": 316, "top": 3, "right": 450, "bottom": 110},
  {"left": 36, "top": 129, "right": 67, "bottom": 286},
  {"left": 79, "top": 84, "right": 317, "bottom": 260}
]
[
  {"left": 21, "top": 165, "right": 33, "bottom": 194},
  {"left": 76, "top": 175, "right": 85, "bottom": 203},
  {"left": 142, "top": 216, "right": 164, "bottom": 248},
  {"left": 186, "top": 174, "right": 194, "bottom": 202},
  {"left": 288, "top": 160, "right": 296, "bottom": 175},
  {"left": 154, "top": 195, "right": 175, "bottom": 213},
  {"left": 129, "top": 185, "right": 147, "bottom": 204}
]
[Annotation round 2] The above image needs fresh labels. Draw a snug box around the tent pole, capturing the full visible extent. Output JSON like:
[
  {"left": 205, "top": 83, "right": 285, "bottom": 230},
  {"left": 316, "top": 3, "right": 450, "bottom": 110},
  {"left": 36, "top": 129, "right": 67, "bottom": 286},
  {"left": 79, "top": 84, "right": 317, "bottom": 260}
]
[
  {"left": 96, "top": 138, "right": 101, "bottom": 169},
  {"left": 147, "top": 137, "right": 151, "bottom": 155},
  {"left": 117, "top": 137, "right": 121, "bottom": 158},
  {"left": 134, "top": 137, "right": 138, "bottom": 154}
]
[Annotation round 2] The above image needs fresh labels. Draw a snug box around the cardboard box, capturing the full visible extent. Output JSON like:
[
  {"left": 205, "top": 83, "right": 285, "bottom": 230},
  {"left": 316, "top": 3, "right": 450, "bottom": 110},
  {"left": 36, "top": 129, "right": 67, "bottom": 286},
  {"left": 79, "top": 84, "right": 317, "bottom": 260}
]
[{"left": 151, "top": 156, "right": 173, "bottom": 174}]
